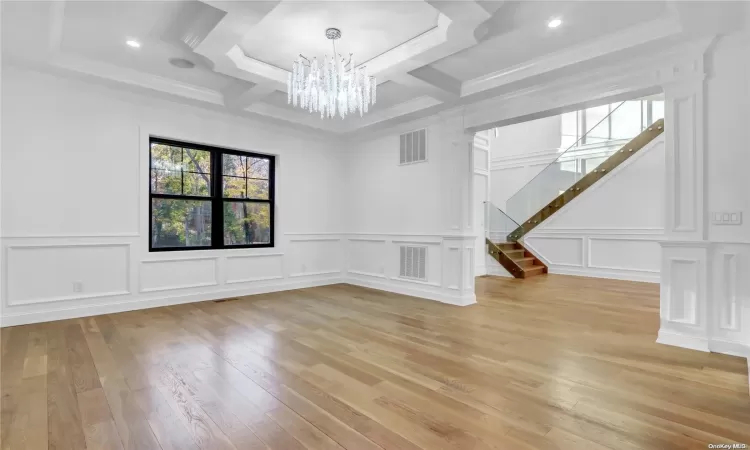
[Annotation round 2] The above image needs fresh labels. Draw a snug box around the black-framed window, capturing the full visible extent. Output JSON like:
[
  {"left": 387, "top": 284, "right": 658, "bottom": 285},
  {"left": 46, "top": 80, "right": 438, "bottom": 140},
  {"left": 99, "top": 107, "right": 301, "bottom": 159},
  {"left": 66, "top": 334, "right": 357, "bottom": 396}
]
[{"left": 149, "top": 137, "right": 275, "bottom": 251}]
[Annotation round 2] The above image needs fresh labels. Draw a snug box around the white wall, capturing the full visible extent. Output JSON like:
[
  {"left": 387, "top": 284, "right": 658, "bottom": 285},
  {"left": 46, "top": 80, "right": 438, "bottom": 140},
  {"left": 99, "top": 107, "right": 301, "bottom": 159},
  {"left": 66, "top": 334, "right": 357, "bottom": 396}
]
[
  {"left": 489, "top": 116, "right": 562, "bottom": 210},
  {"left": 524, "top": 137, "right": 665, "bottom": 282},
  {"left": 342, "top": 114, "right": 476, "bottom": 305},
  {"left": 0, "top": 66, "right": 346, "bottom": 326},
  {"left": 490, "top": 115, "right": 562, "bottom": 158}
]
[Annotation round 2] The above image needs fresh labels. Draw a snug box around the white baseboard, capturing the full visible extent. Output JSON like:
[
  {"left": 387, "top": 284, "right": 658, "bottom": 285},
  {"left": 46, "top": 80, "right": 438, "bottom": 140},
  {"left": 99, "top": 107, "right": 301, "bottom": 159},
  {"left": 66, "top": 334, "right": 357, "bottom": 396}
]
[
  {"left": 345, "top": 274, "right": 476, "bottom": 306},
  {"left": 549, "top": 266, "right": 660, "bottom": 283},
  {"left": 0, "top": 276, "right": 343, "bottom": 327},
  {"left": 656, "top": 329, "right": 750, "bottom": 363},
  {"left": 708, "top": 338, "right": 750, "bottom": 359},
  {"left": 656, "top": 329, "right": 710, "bottom": 352}
]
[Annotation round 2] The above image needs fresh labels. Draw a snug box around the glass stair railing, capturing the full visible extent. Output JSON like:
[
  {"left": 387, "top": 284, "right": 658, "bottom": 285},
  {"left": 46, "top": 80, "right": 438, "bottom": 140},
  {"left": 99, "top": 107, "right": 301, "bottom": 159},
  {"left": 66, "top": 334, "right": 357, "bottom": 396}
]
[
  {"left": 484, "top": 102, "right": 666, "bottom": 278},
  {"left": 502, "top": 102, "right": 665, "bottom": 240},
  {"left": 505, "top": 101, "right": 664, "bottom": 228},
  {"left": 485, "top": 200, "right": 523, "bottom": 244}
]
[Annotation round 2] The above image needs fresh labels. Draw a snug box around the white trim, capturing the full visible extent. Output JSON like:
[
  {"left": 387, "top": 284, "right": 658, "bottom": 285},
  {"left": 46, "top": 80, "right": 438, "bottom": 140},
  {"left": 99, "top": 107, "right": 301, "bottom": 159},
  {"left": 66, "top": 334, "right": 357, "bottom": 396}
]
[
  {"left": 530, "top": 228, "right": 664, "bottom": 236},
  {"left": 347, "top": 270, "right": 386, "bottom": 279},
  {"left": 548, "top": 266, "right": 660, "bottom": 284},
  {"left": 289, "top": 270, "right": 343, "bottom": 278},
  {"left": 461, "top": 16, "right": 683, "bottom": 97},
  {"left": 707, "top": 339, "right": 750, "bottom": 359},
  {"left": 656, "top": 329, "right": 710, "bottom": 352},
  {"left": 345, "top": 277, "right": 475, "bottom": 307},
  {"left": 226, "top": 275, "right": 284, "bottom": 285},
  {"left": 1, "top": 233, "right": 140, "bottom": 239},
  {"left": 225, "top": 253, "right": 284, "bottom": 259},
  {"left": 0, "top": 277, "right": 344, "bottom": 327},
  {"left": 287, "top": 237, "right": 342, "bottom": 242}
]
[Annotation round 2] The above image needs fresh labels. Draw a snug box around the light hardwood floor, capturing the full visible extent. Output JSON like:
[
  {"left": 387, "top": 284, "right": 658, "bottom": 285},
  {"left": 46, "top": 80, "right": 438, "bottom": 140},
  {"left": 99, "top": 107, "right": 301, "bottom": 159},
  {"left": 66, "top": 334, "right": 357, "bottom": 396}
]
[{"left": 1, "top": 275, "right": 748, "bottom": 450}]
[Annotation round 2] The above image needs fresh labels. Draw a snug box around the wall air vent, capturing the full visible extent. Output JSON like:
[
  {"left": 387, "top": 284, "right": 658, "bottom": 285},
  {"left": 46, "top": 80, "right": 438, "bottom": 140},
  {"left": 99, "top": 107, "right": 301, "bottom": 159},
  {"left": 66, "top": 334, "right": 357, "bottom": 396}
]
[
  {"left": 399, "top": 129, "right": 427, "bottom": 164},
  {"left": 399, "top": 245, "right": 427, "bottom": 280}
]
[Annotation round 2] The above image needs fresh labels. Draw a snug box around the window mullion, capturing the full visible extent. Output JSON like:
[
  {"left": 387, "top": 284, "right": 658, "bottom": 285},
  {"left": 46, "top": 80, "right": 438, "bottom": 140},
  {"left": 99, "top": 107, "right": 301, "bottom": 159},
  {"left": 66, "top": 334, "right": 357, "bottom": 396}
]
[
  {"left": 180, "top": 148, "right": 185, "bottom": 195},
  {"left": 212, "top": 150, "right": 223, "bottom": 249}
]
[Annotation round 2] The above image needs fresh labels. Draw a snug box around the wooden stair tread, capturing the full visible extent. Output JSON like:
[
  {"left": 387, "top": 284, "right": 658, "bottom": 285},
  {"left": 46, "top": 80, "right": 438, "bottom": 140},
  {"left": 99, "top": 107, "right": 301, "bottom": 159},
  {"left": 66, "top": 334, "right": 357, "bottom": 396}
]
[
  {"left": 486, "top": 238, "right": 547, "bottom": 280},
  {"left": 516, "top": 256, "right": 537, "bottom": 267},
  {"left": 521, "top": 265, "right": 546, "bottom": 278}
]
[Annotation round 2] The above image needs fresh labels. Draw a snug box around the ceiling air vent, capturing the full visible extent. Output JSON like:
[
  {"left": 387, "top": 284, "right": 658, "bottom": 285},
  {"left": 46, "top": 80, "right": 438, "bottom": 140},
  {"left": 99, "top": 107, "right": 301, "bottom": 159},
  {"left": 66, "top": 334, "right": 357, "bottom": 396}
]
[
  {"left": 399, "top": 245, "right": 427, "bottom": 281},
  {"left": 399, "top": 129, "right": 426, "bottom": 165}
]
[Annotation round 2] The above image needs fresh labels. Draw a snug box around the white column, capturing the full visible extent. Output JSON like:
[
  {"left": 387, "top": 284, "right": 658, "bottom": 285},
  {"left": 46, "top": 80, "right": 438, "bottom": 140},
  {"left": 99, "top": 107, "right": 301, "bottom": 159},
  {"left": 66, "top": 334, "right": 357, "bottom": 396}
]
[
  {"left": 472, "top": 132, "right": 491, "bottom": 276},
  {"left": 658, "top": 59, "right": 711, "bottom": 351},
  {"left": 436, "top": 111, "right": 476, "bottom": 304}
]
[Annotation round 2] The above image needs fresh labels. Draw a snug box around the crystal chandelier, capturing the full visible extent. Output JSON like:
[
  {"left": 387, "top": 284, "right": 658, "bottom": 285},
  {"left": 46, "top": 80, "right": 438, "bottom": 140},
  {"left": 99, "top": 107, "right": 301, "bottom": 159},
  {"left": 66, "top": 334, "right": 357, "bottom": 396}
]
[{"left": 287, "top": 28, "right": 376, "bottom": 119}]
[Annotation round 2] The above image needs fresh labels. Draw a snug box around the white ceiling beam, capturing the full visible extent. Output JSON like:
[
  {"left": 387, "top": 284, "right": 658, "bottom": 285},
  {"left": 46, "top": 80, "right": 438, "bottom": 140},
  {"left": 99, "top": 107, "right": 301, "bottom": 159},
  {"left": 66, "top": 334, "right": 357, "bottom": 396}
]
[
  {"left": 244, "top": 102, "right": 347, "bottom": 134},
  {"left": 223, "top": 83, "right": 278, "bottom": 111},
  {"left": 391, "top": 67, "right": 461, "bottom": 103},
  {"left": 424, "top": 0, "right": 492, "bottom": 27},
  {"left": 193, "top": 1, "right": 282, "bottom": 81},
  {"left": 371, "top": 1, "right": 490, "bottom": 81},
  {"left": 338, "top": 96, "right": 443, "bottom": 133},
  {"left": 461, "top": 16, "right": 683, "bottom": 97}
]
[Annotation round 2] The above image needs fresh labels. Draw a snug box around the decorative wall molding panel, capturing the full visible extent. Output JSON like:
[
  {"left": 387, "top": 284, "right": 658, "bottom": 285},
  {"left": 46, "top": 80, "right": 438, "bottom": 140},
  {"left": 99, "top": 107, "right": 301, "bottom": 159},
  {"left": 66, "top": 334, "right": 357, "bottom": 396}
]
[
  {"left": 657, "top": 242, "right": 710, "bottom": 352},
  {"left": 225, "top": 253, "right": 285, "bottom": 284},
  {"left": 5, "top": 243, "right": 131, "bottom": 306},
  {"left": 140, "top": 256, "right": 220, "bottom": 293},
  {"left": 344, "top": 233, "right": 476, "bottom": 306},
  {"left": 664, "top": 80, "right": 706, "bottom": 241}
]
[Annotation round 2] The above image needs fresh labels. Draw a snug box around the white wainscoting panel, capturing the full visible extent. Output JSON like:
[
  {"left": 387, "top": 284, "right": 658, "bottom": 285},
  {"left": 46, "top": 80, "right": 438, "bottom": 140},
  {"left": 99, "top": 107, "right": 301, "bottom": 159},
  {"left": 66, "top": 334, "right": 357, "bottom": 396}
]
[
  {"left": 666, "top": 258, "right": 699, "bottom": 324},
  {"left": 6, "top": 243, "right": 130, "bottom": 306},
  {"left": 140, "top": 256, "right": 219, "bottom": 293},
  {"left": 708, "top": 243, "right": 750, "bottom": 357},
  {"left": 588, "top": 238, "right": 661, "bottom": 273},
  {"left": 657, "top": 242, "right": 709, "bottom": 352},
  {"left": 287, "top": 237, "right": 343, "bottom": 277},
  {"left": 348, "top": 238, "right": 387, "bottom": 278},
  {"left": 524, "top": 231, "right": 662, "bottom": 282},
  {"left": 344, "top": 234, "right": 475, "bottom": 306},
  {"left": 225, "top": 253, "right": 284, "bottom": 284},
  {"left": 524, "top": 236, "right": 584, "bottom": 267}
]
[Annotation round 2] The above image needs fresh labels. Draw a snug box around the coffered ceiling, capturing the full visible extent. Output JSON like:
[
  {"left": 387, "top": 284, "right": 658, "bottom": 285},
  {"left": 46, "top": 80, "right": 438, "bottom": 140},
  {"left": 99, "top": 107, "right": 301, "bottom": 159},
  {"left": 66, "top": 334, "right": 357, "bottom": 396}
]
[{"left": 2, "top": 0, "right": 742, "bottom": 137}]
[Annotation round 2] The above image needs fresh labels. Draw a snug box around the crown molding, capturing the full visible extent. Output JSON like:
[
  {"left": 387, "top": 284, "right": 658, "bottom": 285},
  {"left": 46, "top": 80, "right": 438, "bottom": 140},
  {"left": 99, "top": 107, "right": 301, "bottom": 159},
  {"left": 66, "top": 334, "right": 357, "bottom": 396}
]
[{"left": 461, "top": 16, "right": 684, "bottom": 97}]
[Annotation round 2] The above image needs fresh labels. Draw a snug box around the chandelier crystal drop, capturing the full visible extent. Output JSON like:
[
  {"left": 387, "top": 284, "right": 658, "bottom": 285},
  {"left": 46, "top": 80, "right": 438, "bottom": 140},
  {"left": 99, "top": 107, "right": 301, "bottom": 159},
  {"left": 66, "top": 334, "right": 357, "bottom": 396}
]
[{"left": 287, "top": 28, "right": 376, "bottom": 119}]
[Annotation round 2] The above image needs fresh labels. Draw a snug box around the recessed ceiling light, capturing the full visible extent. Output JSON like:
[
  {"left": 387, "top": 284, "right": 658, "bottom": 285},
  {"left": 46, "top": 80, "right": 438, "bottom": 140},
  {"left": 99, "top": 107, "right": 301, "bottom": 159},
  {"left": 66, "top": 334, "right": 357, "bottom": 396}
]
[
  {"left": 547, "top": 18, "right": 562, "bottom": 29},
  {"left": 126, "top": 40, "right": 141, "bottom": 48}
]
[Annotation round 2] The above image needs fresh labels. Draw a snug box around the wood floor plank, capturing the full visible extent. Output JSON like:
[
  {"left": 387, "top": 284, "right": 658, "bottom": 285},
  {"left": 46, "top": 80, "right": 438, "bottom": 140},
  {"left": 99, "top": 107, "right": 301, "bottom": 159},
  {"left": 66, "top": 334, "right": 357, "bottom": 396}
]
[
  {"left": 1, "top": 275, "right": 748, "bottom": 450},
  {"left": 46, "top": 322, "right": 88, "bottom": 450}
]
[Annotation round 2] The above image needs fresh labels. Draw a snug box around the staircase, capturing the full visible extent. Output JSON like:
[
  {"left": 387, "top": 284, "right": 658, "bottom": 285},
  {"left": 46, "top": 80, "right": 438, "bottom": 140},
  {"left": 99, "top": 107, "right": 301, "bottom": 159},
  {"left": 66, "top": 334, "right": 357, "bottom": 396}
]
[
  {"left": 485, "top": 102, "right": 665, "bottom": 279},
  {"left": 486, "top": 240, "right": 547, "bottom": 278}
]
